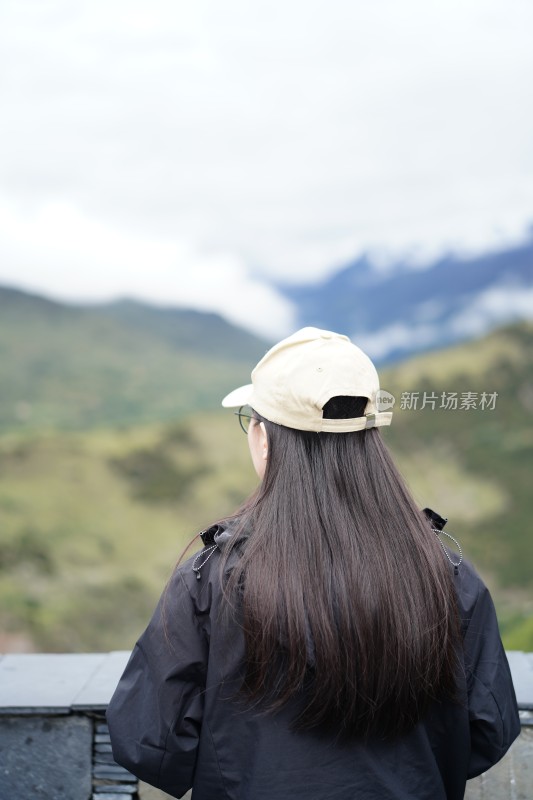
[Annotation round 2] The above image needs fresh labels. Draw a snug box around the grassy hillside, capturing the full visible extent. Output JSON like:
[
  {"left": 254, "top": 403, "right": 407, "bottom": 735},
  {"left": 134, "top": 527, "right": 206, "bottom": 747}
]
[
  {"left": 0, "top": 287, "right": 269, "bottom": 432},
  {"left": 0, "top": 317, "right": 532, "bottom": 652},
  {"left": 380, "top": 320, "right": 533, "bottom": 647},
  {"left": 382, "top": 321, "right": 533, "bottom": 585},
  {"left": 0, "top": 414, "right": 258, "bottom": 651}
]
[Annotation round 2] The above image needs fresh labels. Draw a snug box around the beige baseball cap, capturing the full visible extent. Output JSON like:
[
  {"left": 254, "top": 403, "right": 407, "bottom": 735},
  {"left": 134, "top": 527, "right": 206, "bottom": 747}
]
[{"left": 221, "top": 327, "right": 393, "bottom": 433}]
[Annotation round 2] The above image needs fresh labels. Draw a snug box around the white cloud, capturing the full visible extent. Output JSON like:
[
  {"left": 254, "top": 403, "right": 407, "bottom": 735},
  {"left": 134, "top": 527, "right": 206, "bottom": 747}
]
[
  {"left": 354, "top": 284, "right": 533, "bottom": 362},
  {"left": 355, "top": 322, "right": 441, "bottom": 362},
  {"left": 0, "top": 0, "right": 532, "bottom": 330},
  {"left": 0, "top": 200, "right": 294, "bottom": 339},
  {"left": 450, "top": 285, "right": 533, "bottom": 339}
]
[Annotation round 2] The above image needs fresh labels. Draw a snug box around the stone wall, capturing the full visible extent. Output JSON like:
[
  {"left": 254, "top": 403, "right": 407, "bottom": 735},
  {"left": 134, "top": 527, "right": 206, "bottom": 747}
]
[{"left": 1, "top": 651, "right": 531, "bottom": 799}]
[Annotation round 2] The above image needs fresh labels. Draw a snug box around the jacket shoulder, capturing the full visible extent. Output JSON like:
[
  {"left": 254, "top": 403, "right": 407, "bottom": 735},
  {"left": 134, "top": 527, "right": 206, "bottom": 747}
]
[
  {"left": 452, "top": 557, "right": 490, "bottom": 625},
  {"left": 169, "top": 522, "right": 238, "bottom": 613}
]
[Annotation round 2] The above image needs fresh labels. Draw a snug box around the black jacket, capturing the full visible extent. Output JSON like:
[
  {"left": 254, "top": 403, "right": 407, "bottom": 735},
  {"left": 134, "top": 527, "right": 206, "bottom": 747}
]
[{"left": 107, "top": 525, "right": 520, "bottom": 800}]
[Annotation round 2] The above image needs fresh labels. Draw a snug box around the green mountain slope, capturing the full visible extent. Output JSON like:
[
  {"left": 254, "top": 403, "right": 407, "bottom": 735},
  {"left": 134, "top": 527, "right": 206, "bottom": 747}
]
[
  {"left": 0, "top": 414, "right": 258, "bottom": 651},
  {"left": 379, "top": 321, "right": 533, "bottom": 646},
  {"left": 381, "top": 320, "right": 533, "bottom": 587},
  {"left": 0, "top": 315, "right": 531, "bottom": 653},
  {"left": 0, "top": 287, "right": 270, "bottom": 432}
]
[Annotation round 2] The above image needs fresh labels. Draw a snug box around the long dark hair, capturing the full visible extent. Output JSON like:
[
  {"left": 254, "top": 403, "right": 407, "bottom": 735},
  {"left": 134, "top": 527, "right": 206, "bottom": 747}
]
[{"left": 220, "top": 397, "right": 461, "bottom": 740}]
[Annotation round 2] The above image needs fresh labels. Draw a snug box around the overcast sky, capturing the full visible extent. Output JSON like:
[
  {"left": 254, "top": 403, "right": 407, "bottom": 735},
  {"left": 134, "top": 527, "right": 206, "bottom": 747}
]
[{"left": 1, "top": 0, "right": 532, "bottom": 337}]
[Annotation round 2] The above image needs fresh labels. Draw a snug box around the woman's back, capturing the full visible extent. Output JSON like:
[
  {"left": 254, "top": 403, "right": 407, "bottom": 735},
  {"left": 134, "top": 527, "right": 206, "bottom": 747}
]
[
  {"left": 107, "top": 522, "right": 517, "bottom": 800},
  {"left": 106, "top": 327, "right": 520, "bottom": 799}
]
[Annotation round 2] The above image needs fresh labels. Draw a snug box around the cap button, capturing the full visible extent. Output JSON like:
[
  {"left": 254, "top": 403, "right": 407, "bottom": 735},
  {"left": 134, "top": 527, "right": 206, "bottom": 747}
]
[{"left": 321, "top": 331, "right": 333, "bottom": 339}]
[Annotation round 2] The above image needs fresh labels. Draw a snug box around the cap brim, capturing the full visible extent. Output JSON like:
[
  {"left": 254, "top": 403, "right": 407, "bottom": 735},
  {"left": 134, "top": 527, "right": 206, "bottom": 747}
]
[{"left": 221, "top": 384, "right": 254, "bottom": 408}]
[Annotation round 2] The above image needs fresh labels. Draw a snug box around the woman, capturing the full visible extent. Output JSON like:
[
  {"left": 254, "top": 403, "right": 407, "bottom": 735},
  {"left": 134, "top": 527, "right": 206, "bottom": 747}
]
[{"left": 107, "top": 327, "right": 520, "bottom": 800}]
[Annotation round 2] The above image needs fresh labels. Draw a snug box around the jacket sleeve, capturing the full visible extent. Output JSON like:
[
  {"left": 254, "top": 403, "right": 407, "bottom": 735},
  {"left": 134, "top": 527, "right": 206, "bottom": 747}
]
[
  {"left": 106, "top": 566, "right": 207, "bottom": 798},
  {"left": 461, "top": 573, "right": 521, "bottom": 779}
]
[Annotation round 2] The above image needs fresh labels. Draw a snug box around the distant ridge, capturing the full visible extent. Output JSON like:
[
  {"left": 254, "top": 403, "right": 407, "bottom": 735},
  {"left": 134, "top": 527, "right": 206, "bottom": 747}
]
[
  {"left": 0, "top": 286, "right": 270, "bottom": 432},
  {"left": 97, "top": 298, "right": 270, "bottom": 361},
  {"left": 276, "top": 236, "right": 533, "bottom": 363}
]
